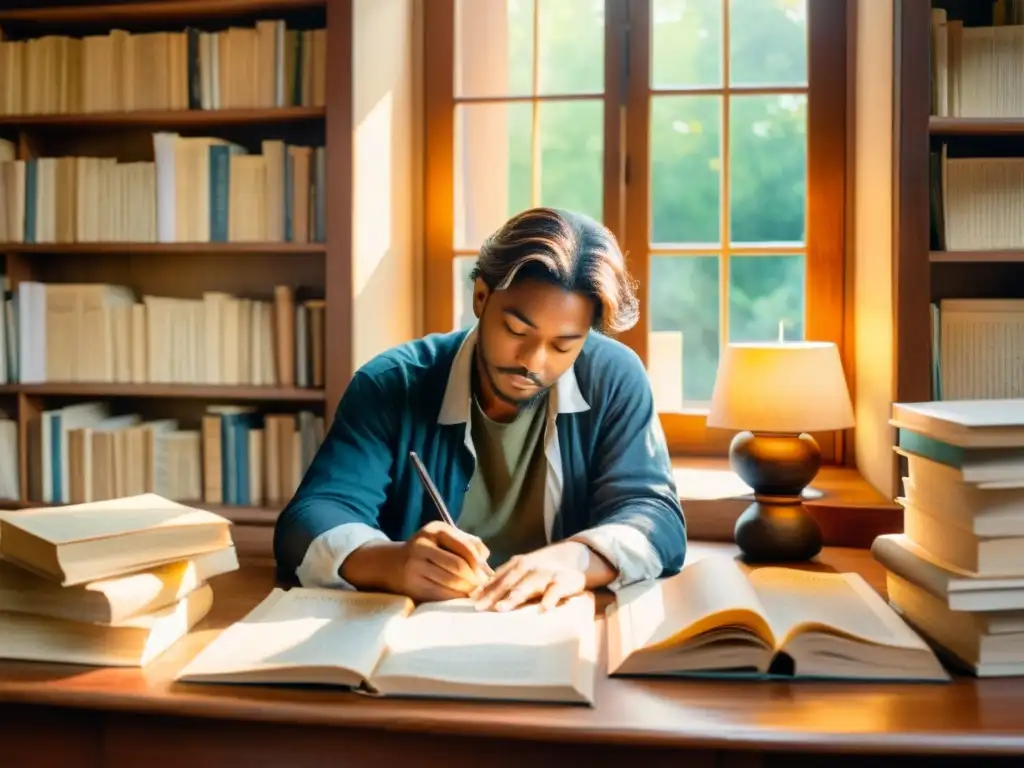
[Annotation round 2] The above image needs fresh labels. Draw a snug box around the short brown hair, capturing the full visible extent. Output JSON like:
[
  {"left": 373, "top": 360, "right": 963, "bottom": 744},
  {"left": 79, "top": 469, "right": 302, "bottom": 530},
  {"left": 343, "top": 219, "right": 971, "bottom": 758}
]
[{"left": 469, "top": 207, "right": 640, "bottom": 334}]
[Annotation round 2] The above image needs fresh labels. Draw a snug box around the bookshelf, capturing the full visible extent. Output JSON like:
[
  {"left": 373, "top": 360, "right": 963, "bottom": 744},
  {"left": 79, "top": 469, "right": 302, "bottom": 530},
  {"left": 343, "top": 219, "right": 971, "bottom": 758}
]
[
  {"left": 0, "top": 0, "right": 352, "bottom": 535},
  {"left": 893, "top": 0, "right": 1024, "bottom": 493}
]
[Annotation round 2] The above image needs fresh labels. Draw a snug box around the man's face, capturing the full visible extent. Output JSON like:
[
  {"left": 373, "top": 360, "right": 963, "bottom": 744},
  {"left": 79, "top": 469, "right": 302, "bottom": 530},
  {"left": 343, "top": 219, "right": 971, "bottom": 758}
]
[{"left": 472, "top": 276, "right": 593, "bottom": 410}]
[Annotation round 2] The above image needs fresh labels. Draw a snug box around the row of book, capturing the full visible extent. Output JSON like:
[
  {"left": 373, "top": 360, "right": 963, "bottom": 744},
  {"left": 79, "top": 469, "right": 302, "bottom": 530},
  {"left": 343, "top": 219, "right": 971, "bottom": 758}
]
[
  {"left": 930, "top": 7, "right": 1024, "bottom": 118},
  {"left": 927, "top": 298, "right": 1024, "bottom": 402},
  {"left": 0, "top": 136, "right": 326, "bottom": 244},
  {"left": 7, "top": 281, "right": 324, "bottom": 389},
  {"left": 0, "top": 494, "right": 238, "bottom": 667},
  {"left": 876, "top": 399, "right": 1024, "bottom": 676},
  {"left": 0, "top": 21, "right": 326, "bottom": 116},
  {"left": 27, "top": 400, "right": 324, "bottom": 508}
]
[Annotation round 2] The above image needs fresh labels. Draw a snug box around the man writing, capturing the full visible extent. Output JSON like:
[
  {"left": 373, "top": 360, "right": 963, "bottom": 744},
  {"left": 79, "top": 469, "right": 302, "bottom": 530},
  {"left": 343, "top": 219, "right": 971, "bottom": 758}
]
[{"left": 274, "top": 207, "right": 686, "bottom": 611}]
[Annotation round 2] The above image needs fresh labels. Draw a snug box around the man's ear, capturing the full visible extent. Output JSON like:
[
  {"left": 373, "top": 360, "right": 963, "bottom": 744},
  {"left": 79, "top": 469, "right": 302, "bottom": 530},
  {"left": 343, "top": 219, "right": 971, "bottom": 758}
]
[{"left": 472, "top": 277, "right": 491, "bottom": 319}]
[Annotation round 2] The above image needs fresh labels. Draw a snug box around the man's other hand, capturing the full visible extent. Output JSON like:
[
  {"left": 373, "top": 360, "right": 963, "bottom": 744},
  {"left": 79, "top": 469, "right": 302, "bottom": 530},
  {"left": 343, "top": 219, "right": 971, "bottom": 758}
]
[{"left": 470, "top": 541, "right": 592, "bottom": 612}]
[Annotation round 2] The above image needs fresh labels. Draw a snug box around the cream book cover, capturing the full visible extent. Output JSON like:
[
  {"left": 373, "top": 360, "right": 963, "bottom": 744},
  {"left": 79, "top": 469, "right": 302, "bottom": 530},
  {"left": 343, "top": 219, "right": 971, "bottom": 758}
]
[{"left": 0, "top": 493, "right": 233, "bottom": 585}]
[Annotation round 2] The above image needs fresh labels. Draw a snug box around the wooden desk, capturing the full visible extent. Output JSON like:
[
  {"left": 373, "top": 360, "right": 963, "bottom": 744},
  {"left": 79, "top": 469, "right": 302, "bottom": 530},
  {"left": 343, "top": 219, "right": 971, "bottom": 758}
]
[{"left": 1, "top": 543, "right": 1023, "bottom": 768}]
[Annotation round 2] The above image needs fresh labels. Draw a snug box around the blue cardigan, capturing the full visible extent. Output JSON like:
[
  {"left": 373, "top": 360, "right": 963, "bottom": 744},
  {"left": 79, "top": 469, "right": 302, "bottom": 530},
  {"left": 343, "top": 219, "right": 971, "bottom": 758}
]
[{"left": 273, "top": 328, "right": 687, "bottom": 582}]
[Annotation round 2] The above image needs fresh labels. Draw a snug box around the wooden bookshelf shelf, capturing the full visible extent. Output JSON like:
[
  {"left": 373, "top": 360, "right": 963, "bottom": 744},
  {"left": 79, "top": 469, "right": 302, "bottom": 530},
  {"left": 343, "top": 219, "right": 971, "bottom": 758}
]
[
  {"left": 16, "top": 384, "right": 325, "bottom": 402},
  {"left": 0, "top": 0, "right": 325, "bottom": 25},
  {"left": 930, "top": 250, "right": 1024, "bottom": 263},
  {"left": 0, "top": 242, "right": 326, "bottom": 255},
  {"left": 930, "top": 116, "right": 1024, "bottom": 135},
  {"left": 0, "top": 106, "right": 325, "bottom": 129}
]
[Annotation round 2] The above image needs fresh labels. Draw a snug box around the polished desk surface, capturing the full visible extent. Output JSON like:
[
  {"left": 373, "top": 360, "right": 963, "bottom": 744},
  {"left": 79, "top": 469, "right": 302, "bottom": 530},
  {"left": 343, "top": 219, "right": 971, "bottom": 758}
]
[{"left": 1, "top": 542, "right": 1023, "bottom": 757}]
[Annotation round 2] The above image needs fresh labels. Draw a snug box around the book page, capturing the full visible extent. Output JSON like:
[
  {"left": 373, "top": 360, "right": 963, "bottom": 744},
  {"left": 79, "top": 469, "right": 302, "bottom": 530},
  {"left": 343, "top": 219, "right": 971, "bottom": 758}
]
[
  {"left": 749, "top": 568, "right": 929, "bottom": 650},
  {"left": 371, "top": 594, "right": 593, "bottom": 688},
  {"left": 612, "top": 555, "right": 773, "bottom": 655},
  {"left": 178, "top": 588, "right": 412, "bottom": 683}
]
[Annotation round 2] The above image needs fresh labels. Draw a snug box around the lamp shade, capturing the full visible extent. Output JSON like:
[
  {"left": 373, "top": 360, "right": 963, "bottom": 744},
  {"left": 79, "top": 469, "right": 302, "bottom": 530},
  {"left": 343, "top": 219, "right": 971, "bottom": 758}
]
[{"left": 706, "top": 341, "right": 855, "bottom": 433}]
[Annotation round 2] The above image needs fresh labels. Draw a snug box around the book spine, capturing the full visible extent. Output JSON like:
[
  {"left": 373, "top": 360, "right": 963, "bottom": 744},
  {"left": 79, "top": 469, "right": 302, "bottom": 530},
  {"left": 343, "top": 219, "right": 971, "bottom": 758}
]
[
  {"left": 235, "top": 416, "right": 249, "bottom": 505},
  {"left": 220, "top": 414, "right": 235, "bottom": 505},
  {"left": 187, "top": 27, "right": 202, "bottom": 111},
  {"left": 208, "top": 145, "right": 230, "bottom": 243},
  {"left": 23, "top": 157, "right": 36, "bottom": 244}
]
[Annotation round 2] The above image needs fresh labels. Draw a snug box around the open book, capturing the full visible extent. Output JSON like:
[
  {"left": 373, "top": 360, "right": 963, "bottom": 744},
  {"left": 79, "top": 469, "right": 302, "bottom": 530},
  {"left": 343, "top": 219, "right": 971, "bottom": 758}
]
[
  {"left": 606, "top": 555, "right": 949, "bottom": 681},
  {"left": 175, "top": 587, "right": 597, "bottom": 704}
]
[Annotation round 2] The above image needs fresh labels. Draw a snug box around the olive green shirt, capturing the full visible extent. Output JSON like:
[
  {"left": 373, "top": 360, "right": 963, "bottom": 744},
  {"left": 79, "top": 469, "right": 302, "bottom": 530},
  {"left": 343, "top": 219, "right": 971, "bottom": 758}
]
[{"left": 456, "top": 396, "right": 549, "bottom": 568}]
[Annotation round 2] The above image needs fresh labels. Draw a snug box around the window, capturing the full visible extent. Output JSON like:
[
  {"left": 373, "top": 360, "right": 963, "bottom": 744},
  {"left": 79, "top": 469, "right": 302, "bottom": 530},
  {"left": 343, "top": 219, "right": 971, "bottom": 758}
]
[{"left": 423, "top": 0, "right": 848, "bottom": 459}]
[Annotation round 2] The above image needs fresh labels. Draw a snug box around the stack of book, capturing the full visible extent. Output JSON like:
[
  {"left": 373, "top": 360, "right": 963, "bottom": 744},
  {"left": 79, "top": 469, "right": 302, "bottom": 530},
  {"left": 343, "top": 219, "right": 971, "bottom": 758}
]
[
  {"left": 874, "top": 399, "right": 1024, "bottom": 676},
  {"left": 0, "top": 493, "right": 237, "bottom": 667}
]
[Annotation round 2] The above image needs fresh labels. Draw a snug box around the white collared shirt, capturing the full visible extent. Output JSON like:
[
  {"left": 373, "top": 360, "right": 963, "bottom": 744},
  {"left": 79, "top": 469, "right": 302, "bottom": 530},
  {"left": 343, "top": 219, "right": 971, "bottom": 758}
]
[{"left": 296, "top": 327, "right": 663, "bottom": 591}]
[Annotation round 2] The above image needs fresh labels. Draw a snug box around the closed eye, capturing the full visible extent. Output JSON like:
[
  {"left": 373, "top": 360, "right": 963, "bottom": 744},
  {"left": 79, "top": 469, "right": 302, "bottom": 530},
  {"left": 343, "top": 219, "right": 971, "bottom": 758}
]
[{"left": 504, "top": 322, "right": 526, "bottom": 337}]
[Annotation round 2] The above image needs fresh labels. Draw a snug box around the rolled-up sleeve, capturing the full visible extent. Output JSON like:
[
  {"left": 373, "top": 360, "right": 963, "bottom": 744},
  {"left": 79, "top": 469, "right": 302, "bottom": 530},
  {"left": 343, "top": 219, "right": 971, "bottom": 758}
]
[
  {"left": 572, "top": 348, "right": 686, "bottom": 590},
  {"left": 274, "top": 370, "right": 398, "bottom": 586}
]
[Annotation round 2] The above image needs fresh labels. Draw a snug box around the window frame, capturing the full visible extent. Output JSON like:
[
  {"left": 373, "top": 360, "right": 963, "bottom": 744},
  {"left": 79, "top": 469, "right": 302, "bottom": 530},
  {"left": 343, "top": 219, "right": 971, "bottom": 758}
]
[{"left": 422, "top": 0, "right": 851, "bottom": 462}]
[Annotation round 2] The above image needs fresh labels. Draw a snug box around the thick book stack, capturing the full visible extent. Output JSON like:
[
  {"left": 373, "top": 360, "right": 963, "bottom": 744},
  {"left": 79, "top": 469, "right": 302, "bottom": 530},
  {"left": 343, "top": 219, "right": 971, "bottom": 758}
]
[
  {"left": 875, "top": 399, "right": 1024, "bottom": 676},
  {"left": 28, "top": 402, "right": 324, "bottom": 507},
  {"left": 11, "top": 281, "right": 324, "bottom": 388},
  {"left": 0, "top": 494, "right": 238, "bottom": 667}
]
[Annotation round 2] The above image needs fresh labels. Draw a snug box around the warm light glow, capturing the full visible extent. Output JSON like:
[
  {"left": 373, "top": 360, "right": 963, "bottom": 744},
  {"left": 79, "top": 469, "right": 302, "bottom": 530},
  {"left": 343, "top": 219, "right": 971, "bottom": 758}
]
[{"left": 706, "top": 341, "right": 855, "bottom": 433}]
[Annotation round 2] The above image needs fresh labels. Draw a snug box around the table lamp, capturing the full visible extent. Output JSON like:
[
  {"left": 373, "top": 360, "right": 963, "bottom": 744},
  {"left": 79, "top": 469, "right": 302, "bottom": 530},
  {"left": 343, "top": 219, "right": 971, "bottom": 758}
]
[{"left": 706, "top": 341, "right": 855, "bottom": 562}]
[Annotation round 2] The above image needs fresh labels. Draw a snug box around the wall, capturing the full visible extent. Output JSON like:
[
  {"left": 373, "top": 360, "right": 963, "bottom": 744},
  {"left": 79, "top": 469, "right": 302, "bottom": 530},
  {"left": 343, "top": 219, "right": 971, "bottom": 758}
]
[
  {"left": 351, "top": 0, "right": 420, "bottom": 367},
  {"left": 852, "top": 0, "right": 896, "bottom": 495}
]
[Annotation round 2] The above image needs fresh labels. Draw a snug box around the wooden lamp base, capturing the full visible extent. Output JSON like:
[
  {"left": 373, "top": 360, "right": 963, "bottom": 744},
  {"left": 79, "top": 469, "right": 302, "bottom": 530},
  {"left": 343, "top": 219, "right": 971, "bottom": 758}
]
[{"left": 728, "top": 431, "right": 823, "bottom": 562}]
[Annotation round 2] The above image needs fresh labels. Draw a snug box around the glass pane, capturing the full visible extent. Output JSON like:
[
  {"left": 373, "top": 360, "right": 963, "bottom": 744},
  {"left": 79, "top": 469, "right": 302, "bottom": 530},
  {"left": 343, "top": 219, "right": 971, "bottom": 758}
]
[
  {"left": 650, "top": 95, "right": 721, "bottom": 245},
  {"left": 454, "top": 102, "right": 533, "bottom": 249},
  {"left": 455, "top": 0, "right": 534, "bottom": 97},
  {"left": 538, "top": 99, "right": 603, "bottom": 222},
  {"left": 538, "top": 0, "right": 605, "bottom": 94},
  {"left": 649, "top": 255, "right": 720, "bottom": 408},
  {"left": 729, "top": 0, "right": 807, "bottom": 87},
  {"left": 728, "top": 254, "right": 805, "bottom": 342},
  {"left": 652, "top": 0, "right": 723, "bottom": 89},
  {"left": 453, "top": 256, "right": 479, "bottom": 330},
  {"left": 729, "top": 94, "right": 806, "bottom": 245}
]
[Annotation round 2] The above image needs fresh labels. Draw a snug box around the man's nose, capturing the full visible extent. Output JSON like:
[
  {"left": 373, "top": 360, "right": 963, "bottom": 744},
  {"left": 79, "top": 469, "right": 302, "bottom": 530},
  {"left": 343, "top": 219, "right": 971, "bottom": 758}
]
[{"left": 517, "top": 341, "right": 545, "bottom": 376}]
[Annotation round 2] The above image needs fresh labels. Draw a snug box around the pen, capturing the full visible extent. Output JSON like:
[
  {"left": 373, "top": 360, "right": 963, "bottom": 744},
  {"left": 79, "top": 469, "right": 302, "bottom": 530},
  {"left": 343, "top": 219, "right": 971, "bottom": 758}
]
[{"left": 409, "top": 451, "right": 458, "bottom": 528}]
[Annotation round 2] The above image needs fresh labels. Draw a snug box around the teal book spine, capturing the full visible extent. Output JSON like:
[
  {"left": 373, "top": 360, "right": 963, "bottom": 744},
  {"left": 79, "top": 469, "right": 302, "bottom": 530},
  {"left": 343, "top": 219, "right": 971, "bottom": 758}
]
[
  {"left": 235, "top": 417, "right": 250, "bottom": 505},
  {"left": 208, "top": 145, "right": 231, "bottom": 242},
  {"left": 50, "top": 413, "right": 62, "bottom": 503},
  {"left": 897, "top": 428, "right": 964, "bottom": 468}
]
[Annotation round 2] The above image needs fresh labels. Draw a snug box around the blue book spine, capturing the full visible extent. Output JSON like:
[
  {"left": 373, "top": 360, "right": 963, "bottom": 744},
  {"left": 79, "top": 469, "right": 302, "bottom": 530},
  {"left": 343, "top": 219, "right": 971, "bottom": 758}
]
[
  {"left": 235, "top": 417, "right": 250, "bottom": 505},
  {"left": 23, "top": 158, "right": 37, "bottom": 244},
  {"left": 220, "top": 415, "right": 237, "bottom": 505},
  {"left": 209, "top": 145, "right": 231, "bottom": 242},
  {"left": 51, "top": 413, "right": 62, "bottom": 503}
]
